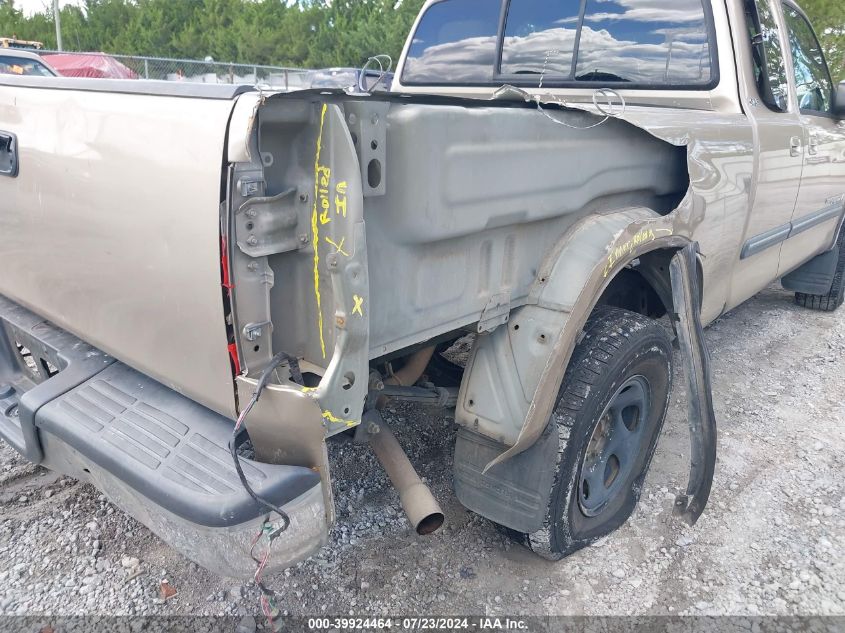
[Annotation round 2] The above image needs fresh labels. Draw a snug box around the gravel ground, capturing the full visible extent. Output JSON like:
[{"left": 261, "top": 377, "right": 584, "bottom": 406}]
[{"left": 1, "top": 285, "right": 843, "bottom": 619}]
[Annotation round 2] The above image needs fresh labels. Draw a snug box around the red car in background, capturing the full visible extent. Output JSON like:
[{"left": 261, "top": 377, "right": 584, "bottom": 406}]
[{"left": 41, "top": 52, "right": 138, "bottom": 79}]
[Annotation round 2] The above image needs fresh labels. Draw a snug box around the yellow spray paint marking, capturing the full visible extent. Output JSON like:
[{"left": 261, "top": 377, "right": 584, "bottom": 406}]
[
  {"left": 352, "top": 295, "right": 364, "bottom": 317},
  {"left": 322, "top": 410, "right": 357, "bottom": 427},
  {"left": 317, "top": 165, "right": 332, "bottom": 225},
  {"left": 325, "top": 236, "right": 349, "bottom": 257},
  {"left": 312, "top": 104, "right": 329, "bottom": 359},
  {"left": 300, "top": 386, "right": 318, "bottom": 394},
  {"left": 603, "top": 228, "right": 662, "bottom": 278},
  {"left": 335, "top": 181, "right": 348, "bottom": 218}
]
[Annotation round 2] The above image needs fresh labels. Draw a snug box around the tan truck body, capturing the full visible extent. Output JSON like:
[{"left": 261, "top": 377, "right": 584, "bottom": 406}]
[{"left": 0, "top": 0, "right": 843, "bottom": 575}]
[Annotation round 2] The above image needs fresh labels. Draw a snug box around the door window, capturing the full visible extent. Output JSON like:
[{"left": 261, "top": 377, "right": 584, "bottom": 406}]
[
  {"left": 782, "top": 3, "right": 834, "bottom": 114},
  {"left": 745, "top": 0, "right": 789, "bottom": 112}
]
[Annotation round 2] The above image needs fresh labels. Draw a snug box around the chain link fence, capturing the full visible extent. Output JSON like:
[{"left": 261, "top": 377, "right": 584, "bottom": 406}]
[{"left": 40, "top": 50, "right": 310, "bottom": 91}]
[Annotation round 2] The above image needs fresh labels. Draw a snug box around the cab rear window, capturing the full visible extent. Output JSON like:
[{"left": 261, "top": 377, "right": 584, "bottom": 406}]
[
  {"left": 402, "top": 0, "right": 717, "bottom": 89},
  {"left": 402, "top": 0, "right": 502, "bottom": 84}
]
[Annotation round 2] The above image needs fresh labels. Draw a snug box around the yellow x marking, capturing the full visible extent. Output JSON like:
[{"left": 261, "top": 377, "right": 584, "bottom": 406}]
[
  {"left": 325, "top": 236, "right": 349, "bottom": 257},
  {"left": 352, "top": 294, "right": 364, "bottom": 317}
]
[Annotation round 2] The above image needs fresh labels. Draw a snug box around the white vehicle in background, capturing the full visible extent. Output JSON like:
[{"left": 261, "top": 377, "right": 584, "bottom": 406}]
[{"left": 0, "top": 49, "right": 56, "bottom": 77}]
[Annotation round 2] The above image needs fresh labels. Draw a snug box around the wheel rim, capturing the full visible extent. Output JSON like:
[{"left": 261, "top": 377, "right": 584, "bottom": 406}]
[{"left": 578, "top": 375, "right": 651, "bottom": 518}]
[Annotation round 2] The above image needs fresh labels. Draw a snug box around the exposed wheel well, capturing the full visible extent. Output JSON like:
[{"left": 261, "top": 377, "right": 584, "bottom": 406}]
[
  {"left": 597, "top": 248, "right": 703, "bottom": 319},
  {"left": 597, "top": 267, "right": 666, "bottom": 318}
]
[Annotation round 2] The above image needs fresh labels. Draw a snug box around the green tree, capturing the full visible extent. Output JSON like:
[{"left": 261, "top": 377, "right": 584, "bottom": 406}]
[
  {"left": 0, "top": 0, "right": 424, "bottom": 69},
  {"left": 0, "top": 1, "right": 54, "bottom": 46},
  {"left": 801, "top": 0, "right": 845, "bottom": 82},
  {"left": 305, "top": 0, "right": 424, "bottom": 69}
]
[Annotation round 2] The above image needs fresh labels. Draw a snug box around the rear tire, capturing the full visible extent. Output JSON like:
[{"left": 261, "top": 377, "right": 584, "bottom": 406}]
[
  {"left": 509, "top": 306, "right": 673, "bottom": 560},
  {"left": 795, "top": 230, "right": 845, "bottom": 312}
]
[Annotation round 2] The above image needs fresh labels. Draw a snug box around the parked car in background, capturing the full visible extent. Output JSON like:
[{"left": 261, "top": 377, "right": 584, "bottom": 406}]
[
  {"left": 0, "top": 37, "right": 43, "bottom": 50},
  {"left": 41, "top": 53, "right": 138, "bottom": 79},
  {"left": 0, "top": 49, "right": 56, "bottom": 77}
]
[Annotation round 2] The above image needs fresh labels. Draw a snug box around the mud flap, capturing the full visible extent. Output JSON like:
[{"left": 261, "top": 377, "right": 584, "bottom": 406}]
[{"left": 669, "top": 243, "right": 717, "bottom": 525}]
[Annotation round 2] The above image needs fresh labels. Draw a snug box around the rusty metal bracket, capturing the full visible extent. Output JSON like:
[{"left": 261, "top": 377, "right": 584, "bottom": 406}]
[{"left": 669, "top": 243, "right": 717, "bottom": 525}]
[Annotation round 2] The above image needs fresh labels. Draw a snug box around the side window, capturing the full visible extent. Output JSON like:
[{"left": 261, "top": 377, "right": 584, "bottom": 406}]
[
  {"left": 745, "top": 0, "right": 789, "bottom": 112},
  {"left": 0, "top": 56, "right": 53, "bottom": 77},
  {"left": 782, "top": 4, "right": 834, "bottom": 114},
  {"left": 500, "top": 0, "right": 713, "bottom": 86},
  {"left": 401, "top": 0, "right": 502, "bottom": 85}
]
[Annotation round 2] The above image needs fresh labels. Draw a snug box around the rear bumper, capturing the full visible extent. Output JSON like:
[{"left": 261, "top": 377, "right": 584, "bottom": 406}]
[
  {"left": 45, "top": 431, "right": 328, "bottom": 578},
  {"left": 0, "top": 293, "right": 330, "bottom": 578}
]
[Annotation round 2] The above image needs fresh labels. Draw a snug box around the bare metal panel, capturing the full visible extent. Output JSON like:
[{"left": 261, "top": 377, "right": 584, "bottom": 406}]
[
  {"left": 255, "top": 97, "right": 688, "bottom": 366},
  {"left": 364, "top": 104, "right": 688, "bottom": 356},
  {"left": 0, "top": 84, "right": 238, "bottom": 418}
]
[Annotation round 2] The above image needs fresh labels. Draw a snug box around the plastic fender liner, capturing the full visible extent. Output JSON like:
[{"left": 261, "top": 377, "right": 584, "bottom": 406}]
[
  {"left": 669, "top": 242, "right": 717, "bottom": 525},
  {"left": 478, "top": 209, "right": 690, "bottom": 471}
]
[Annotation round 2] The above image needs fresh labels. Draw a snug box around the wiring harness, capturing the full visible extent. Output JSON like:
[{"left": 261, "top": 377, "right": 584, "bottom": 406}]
[{"left": 229, "top": 352, "right": 304, "bottom": 629}]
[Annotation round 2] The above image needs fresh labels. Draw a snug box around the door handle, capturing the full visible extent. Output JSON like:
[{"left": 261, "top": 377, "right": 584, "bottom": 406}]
[
  {"left": 0, "top": 131, "right": 19, "bottom": 178},
  {"left": 789, "top": 136, "right": 803, "bottom": 158},
  {"left": 808, "top": 133, "right": 819, "bottom": 156}
]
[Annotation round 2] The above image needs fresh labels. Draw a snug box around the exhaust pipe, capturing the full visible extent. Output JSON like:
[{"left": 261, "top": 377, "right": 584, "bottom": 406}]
[
  {"left": 384, "top": 346, "right": 436, "bottom": 387},
  {"left": 365, "top": 413, "right": 444, "bottom": 535}
]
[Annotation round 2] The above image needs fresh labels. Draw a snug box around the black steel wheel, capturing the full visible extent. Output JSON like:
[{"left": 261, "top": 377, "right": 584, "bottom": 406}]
[
  {"left": 578, "top": 375, "right": 651, "bottom": 518},
  {"left": 510, "top": 306, "right": 673, "bottom": 560}
]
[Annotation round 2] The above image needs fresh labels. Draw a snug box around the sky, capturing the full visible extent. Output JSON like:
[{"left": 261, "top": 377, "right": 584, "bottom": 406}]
[{"left": 14, "top": 0, "right": 83, "bottom": 17}]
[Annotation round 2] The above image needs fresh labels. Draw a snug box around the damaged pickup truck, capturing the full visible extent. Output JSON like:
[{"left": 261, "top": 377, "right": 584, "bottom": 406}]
[{"left": 1, "top": 0, "right": 844, "bottom": 577}]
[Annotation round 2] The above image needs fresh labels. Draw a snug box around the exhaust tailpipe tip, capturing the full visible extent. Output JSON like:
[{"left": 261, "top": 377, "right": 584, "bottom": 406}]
[
  {"left": 365, "top": 412, "right": 445, "bottom": 536},
  {"left": 400, "top": 482, "right": 445, "bottom": 535}
]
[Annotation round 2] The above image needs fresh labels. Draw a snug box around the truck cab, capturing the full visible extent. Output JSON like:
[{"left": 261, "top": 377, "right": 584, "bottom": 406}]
[{"left": 393, "top": 0, "right": 845, "bottom": 317}]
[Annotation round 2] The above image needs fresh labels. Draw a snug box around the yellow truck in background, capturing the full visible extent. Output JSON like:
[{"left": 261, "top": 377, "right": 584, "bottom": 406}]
[{"left": 0, "top": 37, "right": 44, "bottom": 50}]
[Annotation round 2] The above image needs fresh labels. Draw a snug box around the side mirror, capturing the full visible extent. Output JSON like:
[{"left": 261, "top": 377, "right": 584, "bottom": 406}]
[{"left": 835, "top": 81, "right": 845, "bottom": 119}]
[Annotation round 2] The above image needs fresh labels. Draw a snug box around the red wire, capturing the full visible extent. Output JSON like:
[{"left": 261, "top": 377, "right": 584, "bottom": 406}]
[
  {"left": 249, "top": 526, "right": 263, "bottom": 550},
  {"left": 254, "top": 547, "right": 271, "bottom": 583},
  {"left": 251, "top": 528, "right": 276, "bottom": 627},
  {"left": 233, "top": 407, "right": 249, "bottom": 433}
]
